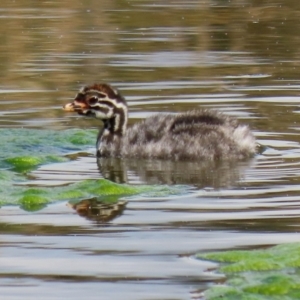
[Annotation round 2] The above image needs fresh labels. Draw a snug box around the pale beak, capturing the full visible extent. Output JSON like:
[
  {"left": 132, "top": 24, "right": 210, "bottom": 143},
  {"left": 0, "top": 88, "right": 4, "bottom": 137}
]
[{"left": 63, "top": 101, "right": 88, "bottom": 112}]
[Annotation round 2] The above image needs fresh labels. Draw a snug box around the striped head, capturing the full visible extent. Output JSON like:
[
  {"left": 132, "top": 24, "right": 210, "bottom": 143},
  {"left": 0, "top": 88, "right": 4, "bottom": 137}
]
[{"left": 64, "top": 83, "right": 128, "bottom": 136}]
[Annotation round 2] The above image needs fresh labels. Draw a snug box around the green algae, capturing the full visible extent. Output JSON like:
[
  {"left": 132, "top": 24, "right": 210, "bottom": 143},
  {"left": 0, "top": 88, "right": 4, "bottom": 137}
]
[
  {"left": 197, "top": 243, "right": 300, "bottom": 300},
  {"left": 0, "top": 177, "right": 141, "bottom": 208},
  {"left": 68, "top": 130, "right": 96, "bottom": 145},
  {"left": 74, "top": 179, "right": 139, "bottom": 197},
  {"left": 0, "top": 171, "right": 185, "bottom": 211},
  {"left": 6, "top": 156, "right": 44, "bottom": 169},
  {"left": 19, "top": 189, "right": 49, "bottom": 211},
  {"left": 5, "top": 155, "right": 67, "bottom": 172},
  {"left": 57, "top": 179, "right": 143, "bottom": 201},
  {"left": 203, "top": 271, "right": 300, "bottom": 300},
  {"left": 199, "top": 243, "right": 300, "bottom": 273},
  {"left": 0, "top": 128, "right": 189, "bottom": 211},
  {"left": 0, "top": 128, "right": 96, "bottom": 171},
  {"left": 58, "top": 189, "right": 86, "bottom": 200}
]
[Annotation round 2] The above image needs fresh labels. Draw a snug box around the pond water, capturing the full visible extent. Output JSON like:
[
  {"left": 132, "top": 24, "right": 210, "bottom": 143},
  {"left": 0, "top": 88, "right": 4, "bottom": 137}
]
[{"left": 1, "top": 0, "right": 300, "bottom": 299}]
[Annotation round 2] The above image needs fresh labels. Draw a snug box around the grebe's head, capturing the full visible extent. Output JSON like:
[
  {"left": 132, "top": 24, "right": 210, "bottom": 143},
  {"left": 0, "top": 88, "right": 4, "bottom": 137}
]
[{"left": 63, "top": 83, "right": 127, "bottom": 119}]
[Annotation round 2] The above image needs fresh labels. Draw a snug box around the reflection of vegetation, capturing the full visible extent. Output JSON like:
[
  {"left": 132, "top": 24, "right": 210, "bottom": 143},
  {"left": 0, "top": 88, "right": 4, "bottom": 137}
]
[
  {"left": 1, "top": 0, "right": 300, "bottom": 86},
  {"left": 197, "top": 243, "right": 300, "bottom": 299}
]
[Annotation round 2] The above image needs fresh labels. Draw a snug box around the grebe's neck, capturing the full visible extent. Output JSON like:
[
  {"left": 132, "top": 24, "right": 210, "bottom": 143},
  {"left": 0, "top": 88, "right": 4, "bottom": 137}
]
[{"left": 96, "top": 102, "right": 128, "bottom": 155}]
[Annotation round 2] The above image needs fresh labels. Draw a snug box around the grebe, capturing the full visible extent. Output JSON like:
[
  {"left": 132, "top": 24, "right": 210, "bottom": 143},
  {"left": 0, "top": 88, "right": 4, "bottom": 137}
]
[{"left": 63, "top": 83, "right": 256, "bottom": 161}]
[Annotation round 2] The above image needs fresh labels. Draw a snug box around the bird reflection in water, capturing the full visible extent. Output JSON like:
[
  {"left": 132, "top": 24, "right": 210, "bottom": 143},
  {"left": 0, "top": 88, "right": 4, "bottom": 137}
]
[
  {"left": 97, "top": 157, "right": 255, "bottom": 188},
  {"left": 68, "top": 197, "right": 127, "bottom": 224}
]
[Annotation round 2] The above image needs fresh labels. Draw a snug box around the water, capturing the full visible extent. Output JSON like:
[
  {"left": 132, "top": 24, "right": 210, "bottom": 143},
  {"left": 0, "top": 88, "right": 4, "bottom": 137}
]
[{"left": 1, "top": 0, "right": 300, "bottom": 299}]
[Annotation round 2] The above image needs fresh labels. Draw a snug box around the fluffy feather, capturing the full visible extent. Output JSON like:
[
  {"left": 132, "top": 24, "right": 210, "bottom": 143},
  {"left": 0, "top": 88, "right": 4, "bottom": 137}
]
[{"left": 98, "top": 110, "right": 256, "bottom": 160}]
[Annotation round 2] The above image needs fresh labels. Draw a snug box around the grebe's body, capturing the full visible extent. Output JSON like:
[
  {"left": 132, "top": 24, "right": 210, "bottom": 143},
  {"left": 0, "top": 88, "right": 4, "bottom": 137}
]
[{"left": 63, "top": 83, "right": 256, "bottom": 161}]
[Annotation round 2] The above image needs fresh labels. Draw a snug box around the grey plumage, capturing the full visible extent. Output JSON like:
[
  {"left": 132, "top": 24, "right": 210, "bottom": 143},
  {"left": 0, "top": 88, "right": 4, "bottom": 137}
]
[
  {"left": 63, "top": 83, "right": 257, "bottom": 161},
  {"left": 99, "top": 110, "right": 256, "bottom": 160}
]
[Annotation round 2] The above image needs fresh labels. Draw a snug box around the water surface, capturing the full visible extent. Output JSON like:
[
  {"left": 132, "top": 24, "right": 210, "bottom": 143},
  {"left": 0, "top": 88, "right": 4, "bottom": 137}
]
[{"left": 1, "top": 1, "right": 300, "bottom": 299}]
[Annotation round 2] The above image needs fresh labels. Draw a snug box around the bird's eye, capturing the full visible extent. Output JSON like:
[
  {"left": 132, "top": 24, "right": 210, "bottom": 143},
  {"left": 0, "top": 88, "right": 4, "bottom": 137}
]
[{"left": 88, "top": 96, "right": 98, "bottom": 106}]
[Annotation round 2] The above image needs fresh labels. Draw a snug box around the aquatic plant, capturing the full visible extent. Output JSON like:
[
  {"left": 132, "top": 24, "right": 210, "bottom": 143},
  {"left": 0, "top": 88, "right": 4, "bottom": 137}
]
[
  {"left": 0, "top": 128, "right": 187, "bottom": 211},
  {"left": 197, "top": 243, "right": 300, "bottom": 300},
  {"left": 0, "top": 128, "right": 96, "bottom": 171}
]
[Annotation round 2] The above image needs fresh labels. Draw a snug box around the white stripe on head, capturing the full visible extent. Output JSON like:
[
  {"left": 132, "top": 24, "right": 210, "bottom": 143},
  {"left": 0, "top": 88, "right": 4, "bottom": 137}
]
[{"left": 90, "top": 103, "right": 114, "bottom": 119}]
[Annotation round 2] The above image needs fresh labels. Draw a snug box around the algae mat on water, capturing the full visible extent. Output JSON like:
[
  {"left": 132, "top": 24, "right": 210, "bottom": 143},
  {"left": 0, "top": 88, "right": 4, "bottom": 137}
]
[
  {"left": 0, "top": 129, "right": 186, "bottom": 211},
  {"left": 197, "top": 243, "right": 300, "bottom": 300},
  {"left": 0, "top": 128, "right": 97, "bottom": 171}
]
